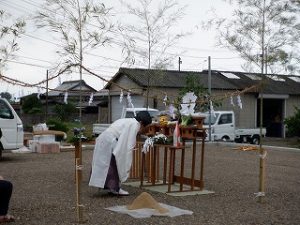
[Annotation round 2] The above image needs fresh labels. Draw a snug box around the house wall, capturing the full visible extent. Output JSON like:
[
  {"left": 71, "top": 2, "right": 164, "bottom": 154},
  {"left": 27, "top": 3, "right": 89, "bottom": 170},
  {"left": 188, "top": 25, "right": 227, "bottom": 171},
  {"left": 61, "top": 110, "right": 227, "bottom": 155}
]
[
  {"left": 285, "top": 95, "right": 300, "bottom": 118},
  {"left": 97, "top": 107, "right": 108, "bottom": 123},
  {"left": 108, "top": 77, "right": 172, "bottom": 121},
  {"left": 110, "top": 84, "right": 260, "bottom": 129},
  {"left": 110, "top": 95, "right": 145, "bottom": 122},
  {"left": 108, "top": 74, "right": 300, "bottom": 133},
  {"left": 110, "top": 75, "right": 143, "bottom": 92},
  {"left": 209, "top": 90, "right": 258, "bottom": 128},
  {"left": 148, "top": 87, "right": 179, "bottom": 110}
]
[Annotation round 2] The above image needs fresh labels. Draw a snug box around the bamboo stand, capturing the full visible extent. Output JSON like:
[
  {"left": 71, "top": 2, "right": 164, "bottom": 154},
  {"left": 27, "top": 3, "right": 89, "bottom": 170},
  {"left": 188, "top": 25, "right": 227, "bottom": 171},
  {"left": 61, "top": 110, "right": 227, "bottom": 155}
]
[
  {"left": 258, "top": 146, "right": 266, "bottom": 203},
  {"left": 75, "top": 140, "right": 85, "bottom": 223}
]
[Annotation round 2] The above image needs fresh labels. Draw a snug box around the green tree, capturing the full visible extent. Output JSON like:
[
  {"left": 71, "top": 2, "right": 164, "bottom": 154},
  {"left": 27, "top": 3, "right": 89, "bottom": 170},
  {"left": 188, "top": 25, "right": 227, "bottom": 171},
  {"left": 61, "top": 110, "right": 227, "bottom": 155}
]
[
  {"left": 204, "top": 0, "right": 300, "bottom": 74},
  {"left": 0, "top": 10, "right": 25, "bottom": 71},
  {"left": 178, "top": 74, "right": 221, "bottom": 112},
  {"left": 284, "top": 107, "right": 300, "bottom": 137},
  {"left": 0, "top": 92, "right": 12, "bottom": 101},
  {"left": 179, "top": 75, "right": 207, "bottom": 112},
  {"left": 54, "top": 102, "right": 76, "bottom": 122},
  {"left": 35, "top": 0, "right": 114, "bottom": 120},
  {"left": 22, "top": 95, "right": 43, "bottom": 114}
]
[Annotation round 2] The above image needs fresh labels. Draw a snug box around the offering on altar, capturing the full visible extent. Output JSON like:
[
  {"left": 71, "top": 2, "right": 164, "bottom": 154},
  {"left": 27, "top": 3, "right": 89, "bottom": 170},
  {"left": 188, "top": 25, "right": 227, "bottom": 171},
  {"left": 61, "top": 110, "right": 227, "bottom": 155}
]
[
  {"left": 180, "top": 114, "right": 193, "bottom": 126},
  {"left": 142, "top": 133, "right": 173, "bottom": 153},
  {"left": 158, "top": 114, "right": 169, "bottom": 126}
]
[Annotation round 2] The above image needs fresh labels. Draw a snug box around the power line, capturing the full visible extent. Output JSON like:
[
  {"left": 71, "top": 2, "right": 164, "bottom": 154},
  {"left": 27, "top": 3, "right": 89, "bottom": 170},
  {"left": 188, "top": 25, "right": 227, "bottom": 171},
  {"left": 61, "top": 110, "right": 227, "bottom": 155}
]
[
  {"left": 3, "top": 0, "right": 238, "bottom": 58},
  {"left": 13, "top": 54, "right": 53, "bottom": 64},
  {"left": 5, "top": 58, "right": 118, "bottom": 78},
  {"left": 1, "top": 0, "right": 246, "bottom": 79},
  {"left": 0, "top": 1, "right": 31, "bottom": 15},
  {"left": 6, "top": 59, "right": 48, "bottom": 69}
]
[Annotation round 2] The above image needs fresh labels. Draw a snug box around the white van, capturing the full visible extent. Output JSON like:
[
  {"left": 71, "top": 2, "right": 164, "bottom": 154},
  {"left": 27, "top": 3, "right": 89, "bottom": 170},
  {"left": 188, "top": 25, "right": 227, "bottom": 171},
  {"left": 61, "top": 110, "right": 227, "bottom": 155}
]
[
  {"left": 93, "top": 107, "right": 159, "bottom": 136},
  {"left": 0, "top": 98, "right": 24, "bottom": 156},
  {"left": 121, "top": 107, "right": 159, "bottom": 119}
]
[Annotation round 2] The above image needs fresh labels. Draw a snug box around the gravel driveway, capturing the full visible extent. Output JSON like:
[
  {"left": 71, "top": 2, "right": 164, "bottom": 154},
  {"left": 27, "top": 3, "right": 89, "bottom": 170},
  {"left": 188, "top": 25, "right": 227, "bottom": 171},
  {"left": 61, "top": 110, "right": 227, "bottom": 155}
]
[{"left": 0, "top": 142, "right": 299, "bottom": 225}]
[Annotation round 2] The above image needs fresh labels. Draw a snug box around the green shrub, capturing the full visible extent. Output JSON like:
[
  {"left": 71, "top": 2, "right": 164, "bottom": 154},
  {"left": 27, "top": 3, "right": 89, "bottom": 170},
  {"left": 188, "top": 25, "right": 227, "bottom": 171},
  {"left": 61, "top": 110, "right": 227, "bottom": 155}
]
[
  {"left": 46, "top": 118, "right": 69, "bottom": 133},
  {"left": 54, "top": 103, "right": 76, "bottom": 122},
  {"left": 284, "top": 107, "right": 300, "bottom": 137},
  {"left": 22, "top": 95, "right": 43, "bottom": 114}
]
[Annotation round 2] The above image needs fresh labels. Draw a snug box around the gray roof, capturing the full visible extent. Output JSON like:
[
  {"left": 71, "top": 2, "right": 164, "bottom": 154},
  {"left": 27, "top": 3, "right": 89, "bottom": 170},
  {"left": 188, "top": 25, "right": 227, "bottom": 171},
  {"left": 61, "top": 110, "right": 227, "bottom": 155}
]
[
  {"left": 48, "top": 80, "right": 97, "bottom": 97},
  {"left": 104, "top": 67, "right": 300, "bottom": 95}
]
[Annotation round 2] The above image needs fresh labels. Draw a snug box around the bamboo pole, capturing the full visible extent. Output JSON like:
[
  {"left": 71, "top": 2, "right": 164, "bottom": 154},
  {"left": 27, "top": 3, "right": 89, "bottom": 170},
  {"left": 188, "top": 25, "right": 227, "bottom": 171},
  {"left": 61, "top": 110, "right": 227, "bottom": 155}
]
[
  {"left": 75, "top": 158, "right": 84, "bottom": 223},
  {"left": 258, "top": 0, "right": 266, "bottom": 203}
]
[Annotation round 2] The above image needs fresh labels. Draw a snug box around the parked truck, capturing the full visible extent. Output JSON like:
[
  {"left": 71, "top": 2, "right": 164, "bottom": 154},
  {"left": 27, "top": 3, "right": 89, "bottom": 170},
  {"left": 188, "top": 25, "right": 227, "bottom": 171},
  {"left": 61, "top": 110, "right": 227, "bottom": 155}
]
[
  {"left": 0, "top": 98, "right": 24, "bottom": 158},
  {"left": 202, "top": 110, "right": 266, "bottom": 144}
]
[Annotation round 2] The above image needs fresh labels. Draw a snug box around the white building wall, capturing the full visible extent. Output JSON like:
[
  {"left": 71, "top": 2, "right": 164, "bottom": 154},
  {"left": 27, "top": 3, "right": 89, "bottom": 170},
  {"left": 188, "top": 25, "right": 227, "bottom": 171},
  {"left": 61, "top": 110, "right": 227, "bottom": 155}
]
[{"left": 285, "top": 95, "right": 300, "bottom": 117}]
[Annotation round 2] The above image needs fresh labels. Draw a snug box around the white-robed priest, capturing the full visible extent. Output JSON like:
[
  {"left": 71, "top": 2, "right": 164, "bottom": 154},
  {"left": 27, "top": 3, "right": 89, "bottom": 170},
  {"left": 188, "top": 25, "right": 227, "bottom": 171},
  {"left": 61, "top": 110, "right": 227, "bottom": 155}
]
[{"left": 89, "top": 111, "right": 152, "bottom": 196}]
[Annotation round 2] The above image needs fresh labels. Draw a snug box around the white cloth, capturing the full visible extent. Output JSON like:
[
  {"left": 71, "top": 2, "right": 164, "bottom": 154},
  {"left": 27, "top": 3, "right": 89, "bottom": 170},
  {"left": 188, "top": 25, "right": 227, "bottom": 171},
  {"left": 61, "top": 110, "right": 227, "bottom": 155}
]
[
  {"left": 89, "top": 118, "right": 140, "bottom": 188},
  {"left": 106, "top": 203, "right": 193, "bottom": 218}
]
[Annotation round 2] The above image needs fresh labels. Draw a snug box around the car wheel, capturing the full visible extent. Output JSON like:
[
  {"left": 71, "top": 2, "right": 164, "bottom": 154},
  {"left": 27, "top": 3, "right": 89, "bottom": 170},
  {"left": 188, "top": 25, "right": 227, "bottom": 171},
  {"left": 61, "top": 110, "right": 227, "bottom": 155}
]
[
  {"left": 251, "top": 136, "right": 260, "bottom": 145},
  {"left": 221, "top": 136, "right": 230, "bottom": 142}
]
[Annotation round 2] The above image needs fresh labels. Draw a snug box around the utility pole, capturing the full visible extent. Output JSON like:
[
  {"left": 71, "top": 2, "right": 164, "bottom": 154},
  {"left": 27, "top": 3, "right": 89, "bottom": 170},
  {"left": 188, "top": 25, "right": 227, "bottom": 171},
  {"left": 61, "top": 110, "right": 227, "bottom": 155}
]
[
  {"left": 46, "top": 70, "right": 49, "bottom": 120},
  {"left": 258, "top": 0, "right": 266, "bottom": 204},
  {"left": 178, "top": 57, "right": 182, "bottom": 71},
  {"left": 208, "top": 56, "right": 212, "bottom": 142},
  {"left": 265, "top": 47, "right": 268, "bottom": 74}
]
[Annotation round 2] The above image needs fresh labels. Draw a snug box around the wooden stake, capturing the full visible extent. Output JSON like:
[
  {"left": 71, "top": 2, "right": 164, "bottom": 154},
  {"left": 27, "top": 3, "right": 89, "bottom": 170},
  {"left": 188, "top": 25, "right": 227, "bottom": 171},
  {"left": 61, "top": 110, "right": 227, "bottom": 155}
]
[
  {"left": 74, "top": 141, "right": 82, "bottom": 182},
  {"left": 258, "top": 147, "right": 266, "bottom": 203},
  {"left": 75, "top": 158, "right": 84, "bottom": 223}
]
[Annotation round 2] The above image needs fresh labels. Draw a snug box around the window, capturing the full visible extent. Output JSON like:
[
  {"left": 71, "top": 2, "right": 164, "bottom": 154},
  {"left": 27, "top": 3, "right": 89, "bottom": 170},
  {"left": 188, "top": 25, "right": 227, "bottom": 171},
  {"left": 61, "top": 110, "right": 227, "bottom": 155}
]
[
  {"left": 0, "top": 100, "right": 14, "bottom": 119},
  {"left": 203, "top": 113, "right": 219, "bottom": 125},
  {"left": 288, "top": 76, "right": 300, "bottom": 83},
  {"left": 125, "top": 111, "right": 135, "bottom": 118},
  {"left": 266, "top": 75, "right": 285, "bottom": 82},
  {"left": 218, "top": 113, "right": 232, "bottom": 125},
  {"left": 221, "top": 72, "right": 240, "bottom": 79},
  {"left": 245, "top": 74, "right": 262, "bottom": 80}
]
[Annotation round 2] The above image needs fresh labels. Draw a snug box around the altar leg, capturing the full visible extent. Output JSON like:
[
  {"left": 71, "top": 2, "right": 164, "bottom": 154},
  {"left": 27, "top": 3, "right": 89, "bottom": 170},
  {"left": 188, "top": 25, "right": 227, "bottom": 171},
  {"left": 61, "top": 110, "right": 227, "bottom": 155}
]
[
  {"left": 199, "top": 135, "right": 205, "bottom": 190},
  {"left": 163, "top": 147, "right": 168, "bottom": 184},
  {"left": 191, "top": 139, "right": 196, "bottom": 191},
  {"left": 179, "top": 147, "right": 185, "bottom": 191},
  {"left": 140, "top": 152, "right": 145, "bottom": 187},
  {"left": 151, "top": 146, "right": 157, "bottom": 185},
  {"left": 168, "top": 148, "right": 175, "bottom": 192}
]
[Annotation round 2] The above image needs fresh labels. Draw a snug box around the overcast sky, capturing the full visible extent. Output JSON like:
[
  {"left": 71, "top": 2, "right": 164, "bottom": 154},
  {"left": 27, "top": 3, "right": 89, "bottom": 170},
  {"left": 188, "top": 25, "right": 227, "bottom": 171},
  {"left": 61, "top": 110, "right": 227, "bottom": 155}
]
[{"left": 0, "top": 0, "right": 245, "bottom": 98}]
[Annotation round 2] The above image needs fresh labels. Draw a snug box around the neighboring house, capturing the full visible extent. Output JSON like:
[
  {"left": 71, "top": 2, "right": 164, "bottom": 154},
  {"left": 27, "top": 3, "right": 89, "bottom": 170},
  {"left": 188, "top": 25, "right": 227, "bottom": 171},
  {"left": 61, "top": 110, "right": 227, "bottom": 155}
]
[
  {"left": 20, "top": 80, "right": 106, "bottom": 125},
  {"left": 100, "top": 67, "right": 300, "bottom": 138},
  {"left": 47, "top": 80, "right": 97, "bottom": 108}
]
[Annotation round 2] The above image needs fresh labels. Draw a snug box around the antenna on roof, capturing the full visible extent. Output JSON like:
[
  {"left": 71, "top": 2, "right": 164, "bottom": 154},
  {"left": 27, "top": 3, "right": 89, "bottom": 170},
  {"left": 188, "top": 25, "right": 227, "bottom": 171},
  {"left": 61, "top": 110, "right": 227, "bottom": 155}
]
[{"left": 178, "top": 57, "right": 182, "bottom": 71}]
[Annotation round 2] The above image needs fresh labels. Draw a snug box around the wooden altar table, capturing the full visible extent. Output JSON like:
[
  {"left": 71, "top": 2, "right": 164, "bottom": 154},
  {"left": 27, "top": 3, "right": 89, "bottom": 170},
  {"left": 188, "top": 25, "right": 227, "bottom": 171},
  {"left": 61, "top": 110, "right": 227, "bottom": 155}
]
[{"left": 135, "top": 125, "right": 206, "bottom": 193}]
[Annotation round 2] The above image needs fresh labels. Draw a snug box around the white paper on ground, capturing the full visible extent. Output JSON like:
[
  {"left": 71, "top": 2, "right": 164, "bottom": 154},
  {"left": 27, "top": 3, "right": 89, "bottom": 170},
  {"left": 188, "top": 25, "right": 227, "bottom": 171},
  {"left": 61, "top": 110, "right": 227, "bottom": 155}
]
[
  {"left": 11, "top": 146, "right": 32, "bottom": 153},
  {"left": 106, "top": 203, "right": 193, "bottom": 218}
]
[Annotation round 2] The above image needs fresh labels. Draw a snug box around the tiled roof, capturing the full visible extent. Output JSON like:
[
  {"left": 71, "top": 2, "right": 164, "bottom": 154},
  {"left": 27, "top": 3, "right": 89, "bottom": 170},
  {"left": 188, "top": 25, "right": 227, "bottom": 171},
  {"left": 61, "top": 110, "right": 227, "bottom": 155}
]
[
  {"left": 48, "top": 80, "right": 97, "bottom": 97},
  {"left": 105, "top": 67, "right": 300, "bottom": 95}
]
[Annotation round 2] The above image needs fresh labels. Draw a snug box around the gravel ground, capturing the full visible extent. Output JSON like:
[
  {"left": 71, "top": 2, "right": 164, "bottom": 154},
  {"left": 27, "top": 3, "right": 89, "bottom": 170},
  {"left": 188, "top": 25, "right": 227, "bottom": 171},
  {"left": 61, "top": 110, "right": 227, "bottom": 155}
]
[{"left": 0, "top": 141, "right": 300, "bottom": 225}]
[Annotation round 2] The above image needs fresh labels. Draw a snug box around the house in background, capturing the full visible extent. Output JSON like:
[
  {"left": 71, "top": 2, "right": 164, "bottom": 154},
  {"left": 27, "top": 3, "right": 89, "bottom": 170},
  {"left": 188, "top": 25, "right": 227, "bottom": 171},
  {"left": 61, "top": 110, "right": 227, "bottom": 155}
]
[
  {"left": 100, "top": 67, "right": 300, "bottom": 138},
  {"left": 47, "top": 80, "right": 97, "bottom": 109},
  {"left": 20, "top": 80, "right": 107, "bottom": 125}
]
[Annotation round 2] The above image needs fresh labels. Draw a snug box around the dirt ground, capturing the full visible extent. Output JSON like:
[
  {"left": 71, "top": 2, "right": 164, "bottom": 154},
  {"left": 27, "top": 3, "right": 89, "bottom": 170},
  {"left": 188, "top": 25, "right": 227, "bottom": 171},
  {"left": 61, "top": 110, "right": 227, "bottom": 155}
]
[{"left": 0, "top": 141, "right": 299, "bottom": 225}]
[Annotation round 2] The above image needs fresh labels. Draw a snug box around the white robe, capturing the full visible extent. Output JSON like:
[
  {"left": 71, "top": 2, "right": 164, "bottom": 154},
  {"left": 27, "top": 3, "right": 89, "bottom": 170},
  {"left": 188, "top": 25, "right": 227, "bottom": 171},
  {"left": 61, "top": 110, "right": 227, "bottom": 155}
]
[{"left": 89, "top": 118, "right": 140, "bottom": 188}]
